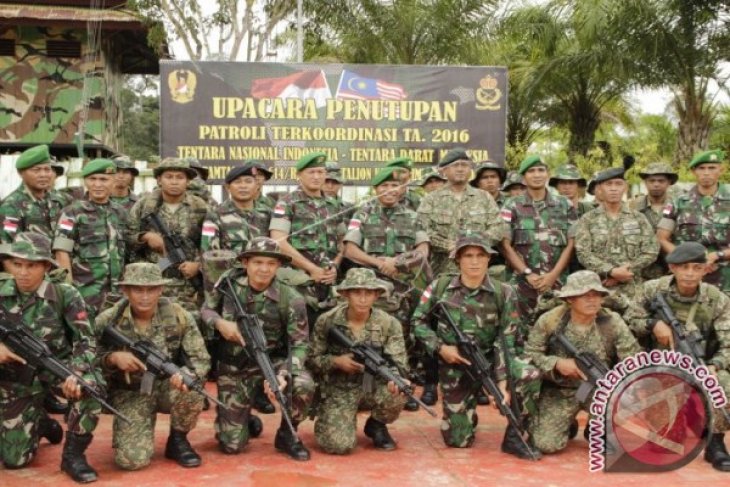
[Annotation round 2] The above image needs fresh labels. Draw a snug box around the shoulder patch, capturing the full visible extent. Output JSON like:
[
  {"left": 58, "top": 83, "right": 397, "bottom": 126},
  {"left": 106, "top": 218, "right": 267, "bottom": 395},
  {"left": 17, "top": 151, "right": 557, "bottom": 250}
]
[{"left": 500, "top": 208, "right": 512, "bottom": 222}]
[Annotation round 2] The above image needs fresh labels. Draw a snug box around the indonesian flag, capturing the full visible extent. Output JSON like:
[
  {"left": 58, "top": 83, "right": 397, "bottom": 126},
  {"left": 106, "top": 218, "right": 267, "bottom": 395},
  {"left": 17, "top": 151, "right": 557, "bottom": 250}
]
[
  {"left": 500, "top": 208, "right": 512, "bottom": 223},
  {"left": 3, "top": 217, "right": 18, "bottom": 234},
  {"left": 251, "top": 70, "right": 331, "bottom": 108},
  {"left": 202, "top": 222, "right": 216, "bottom": 237},
  {"left": 662, "top": 203, "right": 674, "bottom": 217},
  {"left": 347, "top": 218, "right": 361, "bottom": 231},
  {"left": 59, "top": 217, "right": 74, "bottom": 232},
  {"left": 420, "top": 284, "right": 433, "bottom": 304},
  {"left": 273, "top": 202, "right": 287, "bottom": 216}
]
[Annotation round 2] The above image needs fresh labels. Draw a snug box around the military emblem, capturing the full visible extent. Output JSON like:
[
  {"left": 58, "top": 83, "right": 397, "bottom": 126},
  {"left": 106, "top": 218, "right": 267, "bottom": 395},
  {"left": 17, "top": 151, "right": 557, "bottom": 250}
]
[
  {"left": 475, "top": 74, "right": 502, "bottom": 111},
  {"left": 169, "top": 69, "right": 196, "bottom": 104}
]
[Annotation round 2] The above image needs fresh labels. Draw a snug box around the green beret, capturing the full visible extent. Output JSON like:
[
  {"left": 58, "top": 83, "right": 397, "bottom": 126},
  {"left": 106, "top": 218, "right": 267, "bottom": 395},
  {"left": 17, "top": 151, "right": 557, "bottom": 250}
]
[
  {"left": 518, "top": 155, "right": 545, "bottom": 175},
  {"left": 385, "top": 157, "right": 413, "bottom": 170},
  {"left": 82, "top": 158, "right": 116, "bottom": 178},
  {"left": 295, "top": 151, "right": 328, "bottom": 171},
  {"left": 666, "top": 242, "right": 707, "bottom": 264},
  {"left": 689, "top": 149, "right": 725, "bottom": 169},
  {"left": 16, "top": 144, "right": 51, "bottom": 170},
  {"left": 438, "top": 148, "right": 471, "bottom": 168},
  {"left": 371, "top": 167, "right": 399, "bottom": 187}
]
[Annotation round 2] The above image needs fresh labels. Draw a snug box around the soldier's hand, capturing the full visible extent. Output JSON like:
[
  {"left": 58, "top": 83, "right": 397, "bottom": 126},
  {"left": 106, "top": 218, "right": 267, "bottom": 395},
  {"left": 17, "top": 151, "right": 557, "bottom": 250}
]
[
  {"left": 264, "top": 373, "right": 288, "bottom": 403},
  {"left": 333, "top": 354, "right": 365, "bottom": 374},
  {"left": 602, "top": 277, "right": 619, "bottom": 287},
  {"left": 310, "top": 266, "right": 337, "bottom": 285},
  {"left": 387, "top": 380, "right": 402, "bottom": 396},
  {"left": 525, "top": 273, "right": 541, "bottom": 289},
  {"left": 610, "top": 265, "right": 634, "bottom": 283},
  {"left": 142, "top": 231, "right": 165, "bottom": 253},
  {"left": 216, "top": 319, "right": 245, "bottom": 346},
  {"left": 535, "top": 271, "right": 558, "bottom": 293},
  {"left": 62, "top": 375, "right": 82, "bottom": 400},
  {"left": 652, "top": 321, "right": 674, "bottom": 349},
  {"left": 0, "top": 343, "right": 26, "bottom": 365},
  {"left": 493, "top": 381, "right": 511, "bottom": 410},
  {"left": 438, "top": 345, "right": 472, "bottom": 366},
  {"left": 555, "top": 358, "right": 587, "bottom": 380},
  {"left": 111, "top": 351, "right": 147, "bottom": 373},
  {"left": 170, "top": 373, "right": 189, "bottom": 392},
  {"left": 377, "top": 257, "right": 399, "bottom": 278},
  {"left": 179, "top": 261, "right": 201, "bottom": 279}
]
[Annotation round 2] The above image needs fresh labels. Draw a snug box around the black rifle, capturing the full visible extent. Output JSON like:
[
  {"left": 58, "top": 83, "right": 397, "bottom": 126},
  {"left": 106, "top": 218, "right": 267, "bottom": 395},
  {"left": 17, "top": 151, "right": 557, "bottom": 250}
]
[
  {"left": 552, "top": 331, "right": 609, "bottom": 403},
  {"left": 142, "top": 212, "right": 203, "bottom": 293},
  {"left": 101, "top": 325, "right": 226, "bottom": 409},
  {"left": 328, "top": 326, "right": 437, "bottom": 417},
  {"left": 648, "top": 293, "right": 730, "bottom": 422},
  {"left": 436, "top": 302, "right": 539, "bottom": 460},
  {"left": 0, "top": 321, "right": 130, "bottom": 423},
  {"left": 218, "top": 275, "right": 301, "bottom": 441}
]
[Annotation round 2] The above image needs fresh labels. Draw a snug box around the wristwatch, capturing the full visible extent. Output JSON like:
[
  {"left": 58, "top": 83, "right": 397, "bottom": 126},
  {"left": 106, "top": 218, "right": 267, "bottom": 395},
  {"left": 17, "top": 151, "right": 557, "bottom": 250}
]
[
  {"left": 718, "top": 250, "right": 726, "bottom": 261},
  {"left": 523, "top": 267, "right": 533, "bottom": 276}
]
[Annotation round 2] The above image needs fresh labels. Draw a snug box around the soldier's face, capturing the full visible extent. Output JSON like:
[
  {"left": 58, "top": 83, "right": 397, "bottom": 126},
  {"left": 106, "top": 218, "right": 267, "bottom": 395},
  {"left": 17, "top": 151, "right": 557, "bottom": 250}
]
[
  {"left": 456, "top": 247, "right": 490, "bottom": 280},
  {"left": 598, "top": 179, "right": 626, "bottom": 203},
  {"left": 5, "top": 258, "right": 50, "bottom": 293},
  {"left": 298, "top": 167, "right": 326, "bottom": 193},
  {"left": 444, "top": 160, "right": 473, "bottom": 184},
  {"left": 691, "top": 163, "right": 723, "bottom": 188},
  {"left": 323, "top": 179, "right": 342, "bottom": 197},
  {"left": 476, "top": 170, "right": 501, "bottom": 194},
  {"left": 643, "top": 175, "right": 671, "bottom": 198},
  {"left": 244, "top": 256, "right": 281, "bottom": 290},
  {"left": 114, "top": 170, "right": 135, "bottom": 190},
  {"left": 226, "top": 175, "right": 257, "bottom": 203},
  {"left": 669, "top": 263, "right": 707, "bottom": 292},
  {"left": 423, "top": 178, "right": 445, "bottom": 193},
  {"left": 566, "top": 291, "right": 605, "bottom": 317},
  {"left": 123, "top": 285, "right": 164, "bottom": 314},
  {"left": 523, "top": 165, "right": 548, "bottom": 189},
  {"left": 556, "top": 180, "right": 580, "bottom": 199},
  {"left": 84, "top": 174, "right": 114, "bottom": 203},
  {"left": 157, "top": 171, "right": 189, "bottom": 197},
  {"left": 341, "top": 288, "right": 380, "bottom": 314},
  {"left": 20, "top": 164, "right": 54, "bottom": 192},
  {"left": 376, "top": 181, "right": 401, "bottom": 207},
  {"left": 507, "top": 185, "right": 526, "bottom": 197}
]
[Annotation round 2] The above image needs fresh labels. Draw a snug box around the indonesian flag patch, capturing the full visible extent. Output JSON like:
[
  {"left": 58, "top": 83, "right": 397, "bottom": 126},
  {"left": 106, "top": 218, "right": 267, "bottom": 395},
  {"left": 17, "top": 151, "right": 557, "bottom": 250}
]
[
  {"left": 273, "top": 202, "right": 286, "bottom": 216},
  {"left": 3, "top": 217, "right": 19, "bottom": 234},
  {"left": 500, "top": 208, "right": 512, "bottom": 223},
  {"left": 59, "top": 218, "right": 74, "bottom": 232},
  {"left": 202, "top": 222, "right": 216, "bottom": 237},
  {"left": 420, "top": 284, "right": 433, "bottom": 304},
  {"left": 347, "top": 218, "right": 361, "bottom": 231},
  {"left": 76, "top": 310, "right": 88, "bottom": 320},
  {"left": 662, "top": 203, "right": 673, "bottom": 217}
]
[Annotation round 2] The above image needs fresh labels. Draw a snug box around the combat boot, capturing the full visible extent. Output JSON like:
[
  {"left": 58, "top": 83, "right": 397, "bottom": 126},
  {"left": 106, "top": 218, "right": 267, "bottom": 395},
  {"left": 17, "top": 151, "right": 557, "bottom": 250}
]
[
  {"left": 476, "top": 389, "right": 490, "bottom": 406},
  {"left": 44, "top": 393, "right": 69, "bottom": 415},
  {"left": 274, "top": 420, "right": 310, "bottom": 461},
  {"left": 253, "top": 387, "right": 276, "bottom": 414},
  {"left": 569, "top": 418, "right": 579, "bottom": 440},
  {"left": 404, "top": 396, "right": 419, "bottom": 412},
  {"left": 248, "top": 414, "right": 263, "bottom": 438},
  {"left": 421, "top": 383, "right": 438, "bottom": 406},
  {"left": 40, "top": 416, "right": 63, "bottom": 445},
  {"left": 704, "top": 433, "right": 730, "bottom": 471},
  {"left": 164, "top": 429, "right": 202, "bottom": 468},
  {"left": 60, "top": 432, "right": 98, "bottom": 483},
  {"left": 364, "top": 417, "right": 396, "bottom": 451},
  {"left": 500, "top": 425, "right": 541, "bottom": 461}
]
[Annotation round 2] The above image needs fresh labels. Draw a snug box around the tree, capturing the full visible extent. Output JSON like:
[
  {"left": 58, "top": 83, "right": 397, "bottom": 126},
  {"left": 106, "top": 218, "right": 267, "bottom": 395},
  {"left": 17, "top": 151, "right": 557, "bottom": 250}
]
[{"left": 119, "top": 76, "right": 159, "bottom": 161}]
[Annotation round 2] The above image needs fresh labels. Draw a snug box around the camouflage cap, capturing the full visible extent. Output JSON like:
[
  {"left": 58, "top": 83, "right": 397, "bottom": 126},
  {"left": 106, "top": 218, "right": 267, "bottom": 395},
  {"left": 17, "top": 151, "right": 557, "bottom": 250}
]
[
  {"left": 470, "top": 161, "right": 506, "bottom": 187},
  {"left": 112, "top": 155, "right": 140, "bottom": 176},
  {"left": 501, "top": 171, "right": 526, "bottom": 191},
  {"left": 450, "top": 231, "right": 497, "bottom": 259},
  {"left": 325, "top": 163, "right": 346, "bottom": 184},
  {"left": 184, "top": 157, "right": 210, "bottom": 180},
  {"left": 296, "top": 151, "right": 328, "bottom": 171},
  {"left": 554, "top": 270, "right": 611, "bottom": 299},
  {"left": 0, "top": 232, "right": 58, "bottom": 268},
  {"left": 118, "top": 263, "right": 172, "bottom": 286},
  {"left": 419, "top": 167, "right": 447, "bottom": 186},
  {"left": 153, "top": 157, "right": 198, "bottom": 179},
  {"left": 666, "top": 242, "right": 707, "bottom": 264},
  {"left": 689, "top": 149, "right": 725, "bottom": 169},
  {"left": 82, "top": 158, "right": 116, "bottom": 178},
  {"left": 385, "top": 156, "right": 413, "bottom": 170},
  {"left": 239, "top": 236, "right": 291, "bottom": 263},
  {"left": 16, "top": 144, "right": 51, "bottom": 170},
  {"left": 549, "top": 164, "right": 587, "bottom": 187},
  {"left": 334, "top": 268, "right": 390, "bottom": 295},
  {"left": 638, "top": 162, "right": 678, "bottom": 184},
  {"left": 518, "top": 155, "right": 546, "bottom": 175},
  {"left": 439, "top": 148, "right": 471, "bottom": 168}
]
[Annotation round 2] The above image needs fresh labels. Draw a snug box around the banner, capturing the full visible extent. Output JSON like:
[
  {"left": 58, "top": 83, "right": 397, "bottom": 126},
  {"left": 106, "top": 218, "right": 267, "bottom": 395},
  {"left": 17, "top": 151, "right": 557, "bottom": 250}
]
[{"left": 160, "top": 61, "right": 507, "bottom": 184}]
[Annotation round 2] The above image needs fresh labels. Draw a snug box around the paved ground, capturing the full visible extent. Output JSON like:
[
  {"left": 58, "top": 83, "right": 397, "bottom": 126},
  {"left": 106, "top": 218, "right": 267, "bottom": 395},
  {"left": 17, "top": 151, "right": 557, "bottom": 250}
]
[{"left": 1, "top": 385, "right": 726, "bottom": 486}]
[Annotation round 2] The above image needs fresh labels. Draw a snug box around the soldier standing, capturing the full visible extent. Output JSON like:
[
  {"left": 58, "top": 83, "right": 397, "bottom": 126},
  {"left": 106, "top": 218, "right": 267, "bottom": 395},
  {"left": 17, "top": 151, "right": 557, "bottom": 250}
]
[
  {"left": 309, "top": 268, "right": 408, "bottom": 454},
  {"left": 418, "top": 168, "right": 447, "bottom": 194},
  {"left": 0, "top": 145, "right": 67, "bottom": 243},
  {"left": 96, "top": 263, "right": 210, "bottom": 470},
  {"left": 657, "top": 149, "right": 730, "bottom": 293},
  {"left": 502, "top": 172, "right": 527, "bottom": 199},
  {"left": 110, "top": 155, "right": 140, "bottom": 212},
  {"left": 0, "top": 232, "right": 102, "bottom": 482},
  {"left": 385, "top": 157, "right": 422, "bottom": 212},
  {"left": 548, "top": 164, "right": 593, "bottom": 217},
  {"left": 53, "top": 159, "right": 127, "bottom": 318},
  {"left": 201, "top": 237, "right": 314, "bottom": 460},
  {"left": 185, "top": 158, "right": 218, "bottom": 207},
  {"left": 470, "top": 160, "right": 507, "bottom": 207},
  {"left": 573, "top": 166, "right": 659, "bottom": 298},
  {"left": 501, "top": 155, "right": 577, "bottom": 318},
  {"left": 416, "top": 149, "right": 504, "bottom": 277},
  {"left": 624, "top": 242, "right": 730, "bottom": 471},
  {"left": 526, "top": 270, "right": 641, "bottom": 454},
  {"left": 251, "top": 160, "right": 276, "bottom": 210}
]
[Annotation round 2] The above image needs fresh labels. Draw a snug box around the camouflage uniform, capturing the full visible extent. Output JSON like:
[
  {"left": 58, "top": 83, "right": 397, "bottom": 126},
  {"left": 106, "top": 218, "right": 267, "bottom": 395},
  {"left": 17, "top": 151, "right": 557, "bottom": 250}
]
[
  {"left": 200, "top": 199, "right": 263, "bottom": 254},
  {"left": 573, "top": 204, "right": 659, "bottom": 298},
  {"left": 416, "top": 185, "right": 504, "bottom": 276},
  {"left": 309, "top": 300, "right": 407, "bottom": 454},
  {"left": 96, "top": 291, "right": 209, "bottom": 470},
  {"left": 0, "top": 185, "right": 66, "bottom": 243},
  {"left": 256, "top": 194, "right": 276, "bottom": 211},
  {"left": 187, "top": 177, "right": 217, "bottom": 207},
  {"left": 52, "top": 199, "right": 128, "bottom": 315},
  {"left": 110, "top": 193, "right": 139, "bottom": 213},
  {"left": 402, "top": 189, "right": 422, "bottom": 212},
  {"left": 501, "top": 191, "right": 577, "bottom": 317}
]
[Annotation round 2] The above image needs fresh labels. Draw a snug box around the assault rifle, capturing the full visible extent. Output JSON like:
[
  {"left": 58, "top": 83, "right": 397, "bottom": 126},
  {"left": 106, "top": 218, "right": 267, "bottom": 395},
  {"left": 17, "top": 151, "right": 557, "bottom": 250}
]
[{"left": 552, "top": 331, "right": 609, "bottom": 403}]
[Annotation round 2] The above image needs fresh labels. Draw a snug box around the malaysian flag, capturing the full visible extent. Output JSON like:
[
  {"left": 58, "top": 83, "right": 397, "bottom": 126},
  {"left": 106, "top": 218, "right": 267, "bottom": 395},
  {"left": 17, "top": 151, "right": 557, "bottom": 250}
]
[{"left": 335, "top": 70, "right": 407, "bottom": 100}]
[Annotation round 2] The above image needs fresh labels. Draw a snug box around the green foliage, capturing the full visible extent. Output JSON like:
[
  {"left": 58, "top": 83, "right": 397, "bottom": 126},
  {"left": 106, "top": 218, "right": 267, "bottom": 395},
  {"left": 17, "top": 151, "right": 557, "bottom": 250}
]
[{"left": 119, "top": 76, "right": 159, "bottom": 161}]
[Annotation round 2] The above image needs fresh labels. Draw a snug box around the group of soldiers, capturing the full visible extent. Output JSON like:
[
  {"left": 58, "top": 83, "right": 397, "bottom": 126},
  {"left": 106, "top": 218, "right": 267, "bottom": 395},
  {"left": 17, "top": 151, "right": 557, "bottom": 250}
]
[{"left": 0, "top": 141, "right": 729, "bottom": 483}]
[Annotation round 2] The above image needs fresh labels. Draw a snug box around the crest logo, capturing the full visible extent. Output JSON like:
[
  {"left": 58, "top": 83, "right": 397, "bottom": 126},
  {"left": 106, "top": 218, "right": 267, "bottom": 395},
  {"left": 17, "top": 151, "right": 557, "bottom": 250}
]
[
  {"left": 169, "top": 69, "right": 196, "bottom": 104},
  {"left": 475, "top": 74, "right": 502, "bottom": 111}
]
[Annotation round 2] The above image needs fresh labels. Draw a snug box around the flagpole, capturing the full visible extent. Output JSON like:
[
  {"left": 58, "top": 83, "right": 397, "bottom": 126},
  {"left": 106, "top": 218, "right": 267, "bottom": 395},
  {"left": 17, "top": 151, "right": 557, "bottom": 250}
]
[{"left": 296, "top": 0, "right": 303, "bottom": 63}]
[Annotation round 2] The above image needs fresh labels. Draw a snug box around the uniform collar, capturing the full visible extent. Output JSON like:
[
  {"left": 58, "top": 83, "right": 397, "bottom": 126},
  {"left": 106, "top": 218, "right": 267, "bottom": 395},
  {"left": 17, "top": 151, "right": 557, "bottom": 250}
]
[{"left": 446, "top": 274, "right": 495, "bottom": 293}]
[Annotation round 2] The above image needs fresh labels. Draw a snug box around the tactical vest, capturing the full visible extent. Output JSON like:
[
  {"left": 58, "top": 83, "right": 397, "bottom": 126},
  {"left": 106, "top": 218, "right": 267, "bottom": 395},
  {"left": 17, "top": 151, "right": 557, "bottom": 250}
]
[{"left": 361, "top": 206, "right": 418, "bottom": 257}]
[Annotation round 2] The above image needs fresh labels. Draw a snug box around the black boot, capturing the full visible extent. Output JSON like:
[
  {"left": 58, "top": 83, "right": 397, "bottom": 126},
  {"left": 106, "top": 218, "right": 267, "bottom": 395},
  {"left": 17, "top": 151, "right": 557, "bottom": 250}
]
[
  {"left": 253, "top": 386, "right": 276, "bottom": 414},
  {"left": 40, "top": 416, "right": 63, "bottom": 445},
  {"left": 364, "top": 417, "right": 396, "bottom": 451},
  {"left": 44, "top": 393, "right": 69, "bottom": 415},
  {"left": 421, "top": 383, "right": 438, "bottom": 406},
  {"left": 500, "top": 425, "right": 541, "bottom": 461},
  {"left": 476, "top": 389, "right": 490, "bottom": 406},
  {"left": 705, "top": 433, "right": 730, "bottom": 472},
  {"left": 569, "top": 418, "right": 579, "bottom": 440},
  {"left": 60, "top": 432, "right": 98, "bottom": 483},
  {"left": 404, "top": 396, "right": 419, "bottom": 412},
  {"left": 274, "top": 420, "right": 310, "bottom": 461},
  {"left": 248, "top": 414, "right": 263, "bottom": 439},
  {"left": 164, "top": 429, "right": 202, "bottom": 468}
]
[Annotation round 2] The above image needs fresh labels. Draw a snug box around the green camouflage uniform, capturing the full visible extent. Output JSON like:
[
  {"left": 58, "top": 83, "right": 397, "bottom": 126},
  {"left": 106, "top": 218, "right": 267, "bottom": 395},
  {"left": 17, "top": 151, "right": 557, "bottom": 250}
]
[
  {"left": 402, "top": 189, "right": 422, "bottom": 212},
  {"left": 52, "top": 199, "right": 128, "bottom": 315},
  {"left": 110, "top": 193, "right": 139, "bottom": 213},
  {"left": 0, "top": 185, "right": 66, "bottom": 243},
  {"left": 309, "top": 303, "right": 407, "bottom": 454},
  {"left": 96, "top": 297, "right": 210, "bottom": 470},
  {"left": 0, "top": 275, "right": 101, "bottom": 468},
  {"left": 624, "top": 275, "right": 730, "bottom": 433},
  {"left": 573, "top": 204, "right": 659, "bottom": 298},
  {"left": 200, "top": 199, "right": 271, "bottom": 254},
  {"left": 416, "top": 185, "right": 504, "bottom": 277},
  {"left": 200, "top": 270, "right": 314, "bottom": 453},
  {"left": 526, "top": 303, "right": 641, "bottom": 453},
  {"left": 629, "top": 194, "right": 670, "bottom": 280},
  {"left": 657, "top": 185, "right": 730, "bottom": 292},
  {"left": 412, "top": 275, "right": 538, "bottom": 448},
  {"left": 256, "top": 194, "right": 276, "bottom": 210},
  {"left": 187, "top": 177, "right": 217, "bottom": 207},
  {"left": 501, "top": 191, "right": 577, "bottom": 318}
]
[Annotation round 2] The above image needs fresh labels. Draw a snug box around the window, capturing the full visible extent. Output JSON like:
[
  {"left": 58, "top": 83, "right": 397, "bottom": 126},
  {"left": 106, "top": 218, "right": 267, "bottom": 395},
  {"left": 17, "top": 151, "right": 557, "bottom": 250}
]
[{"left": 46, "top": 40, "right": 81, "bottom": 58}]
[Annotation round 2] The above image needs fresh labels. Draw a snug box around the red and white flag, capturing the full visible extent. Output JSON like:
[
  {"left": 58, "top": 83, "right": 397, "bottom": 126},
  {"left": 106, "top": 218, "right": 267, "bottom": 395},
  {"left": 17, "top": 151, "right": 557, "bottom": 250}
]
[
  {"left": 202, "top": 222, "right": 216, "bottom": 237},
  {"left": 251, "top": 70, "right": 331, "bottom": 108},
  {"left": 59, "top": 217, "right": 74, "bottom": 232},
  {"left": 347, "top": 219, "right": 361, "bottom": 231}
]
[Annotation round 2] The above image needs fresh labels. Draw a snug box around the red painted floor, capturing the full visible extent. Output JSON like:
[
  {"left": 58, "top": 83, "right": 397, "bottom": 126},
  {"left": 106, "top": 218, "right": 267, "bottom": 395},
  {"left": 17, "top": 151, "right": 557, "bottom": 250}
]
[{"left": 1, "top": 385, "right": 725, "bottom": 486}]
